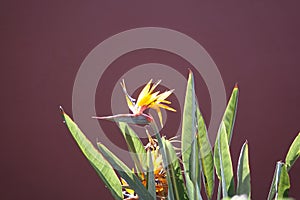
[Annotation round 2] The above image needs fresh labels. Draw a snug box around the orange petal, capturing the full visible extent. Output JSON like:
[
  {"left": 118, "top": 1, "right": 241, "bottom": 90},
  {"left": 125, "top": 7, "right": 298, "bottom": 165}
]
[
  {"left": 158, "top": 104, "right": 176, "bottom": 112},
  {"left": 149, "top": 80, "right": 161, "bottom": 93},
  {"left": 157, "top": 89, "right": 174, "bottom": 101},
  {"left": 136, "top": 79, "right": 152, "bottom": 106}
]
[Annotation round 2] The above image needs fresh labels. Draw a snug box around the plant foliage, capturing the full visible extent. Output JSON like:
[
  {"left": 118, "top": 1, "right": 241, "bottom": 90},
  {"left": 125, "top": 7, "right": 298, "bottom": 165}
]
[{"left": 61, "top": 71, "right": 299, "bottom": 200}]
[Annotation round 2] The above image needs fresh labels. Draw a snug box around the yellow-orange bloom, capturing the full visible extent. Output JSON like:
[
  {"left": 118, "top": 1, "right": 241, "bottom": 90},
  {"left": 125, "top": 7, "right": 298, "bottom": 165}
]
[
  {"left": 121, "top": 79, "right": 176, "bottom": 126},
  {"left": 121, "top": 134, "right": 168, "bottom": 199}
]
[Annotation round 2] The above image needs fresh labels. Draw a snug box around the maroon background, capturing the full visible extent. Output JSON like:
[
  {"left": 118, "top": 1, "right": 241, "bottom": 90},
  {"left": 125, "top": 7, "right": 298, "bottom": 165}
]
[{"left": 1, "top": 1, "right": 300, "bottom": 199}]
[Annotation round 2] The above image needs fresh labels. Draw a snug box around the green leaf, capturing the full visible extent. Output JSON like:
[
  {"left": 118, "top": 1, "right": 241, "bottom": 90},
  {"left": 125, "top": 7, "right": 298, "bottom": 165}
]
[
  {"left": 236, "top": 141, "right": 251, "bottom": 199},
  {"left": 60, "top": 108, "right": 123, "bottom": 200},
  {"left": 267, "top": 162, "right": 290, "bottom": 200},
  {"left": 214, "top": 142, "right": 221, "bottom": 179},
  {"left": 285, "top": 133, "right": 300, "bottom": 171},
  {"left": 217, "top": 182, "right": 221, "bottom": 200},
  {"left": 267, "top": 164, "right": 278, "bottom": 200},
  {"left": 118, "top": 122, "right": 147, "bottom": 174},
  {"left": 223, "top": 84, "right": 239, "bottom": 143},
  {"left": 147, "top": 150, "right": 156, "bottom": 198},
  {"left": 218, "top": 121, "right": 235, "bottom": 198},
  {"left": 196, "top": 108, "right": 214, "bottom": 199},
  {"left": 268, "top": 132, "right": 299, "bottom": 200},
  {"left": 97, "top": 143, "right": 155, "bottom": 200},
  {"left": 181, "top": 71, "right": 201, "bottom": 199},
  {"left": 163, "top": 139, "right": 189, "bottom": 200},
  {"left": 149, "top": 121, "right": 175, "bottom": 200},
  {"left": 276, "top": 163, "right": 290, "bottom": 199},
  {"left": 214, "top": 85, "right": 239, "bottom": 180}
]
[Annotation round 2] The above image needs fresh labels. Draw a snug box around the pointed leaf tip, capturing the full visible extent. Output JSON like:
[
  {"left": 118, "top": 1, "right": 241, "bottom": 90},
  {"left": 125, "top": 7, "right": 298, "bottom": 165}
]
[
  {"left": 285, "top": 133, "right": 300, "bottom": 171},
  {"left": 234, "top": 83, "right": 238, "bottom": 89},
  {"left": 59, "top": 106, "right": 65, "bottom": 114},
  {"left": 59, "top": 106, "right": 66, "bottom": 123}
]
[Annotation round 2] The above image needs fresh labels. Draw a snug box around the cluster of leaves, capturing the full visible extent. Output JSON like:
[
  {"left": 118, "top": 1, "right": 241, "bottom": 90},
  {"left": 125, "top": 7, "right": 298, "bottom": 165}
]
[{"left": 61, "top": 71, "right": 299, "bottom": 200}]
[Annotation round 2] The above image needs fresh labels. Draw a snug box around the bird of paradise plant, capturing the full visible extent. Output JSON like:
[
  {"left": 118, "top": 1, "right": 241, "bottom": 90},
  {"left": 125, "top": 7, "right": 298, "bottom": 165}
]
[{"left": 60, "top": 70, "right": 299, "bottom": 200}]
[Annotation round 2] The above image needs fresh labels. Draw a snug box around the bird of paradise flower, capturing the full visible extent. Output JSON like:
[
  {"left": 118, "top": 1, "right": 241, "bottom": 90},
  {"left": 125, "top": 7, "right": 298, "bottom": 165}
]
[{"left": 93, "top": 79, "right": 176, "bottom": 127}]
